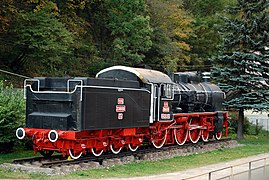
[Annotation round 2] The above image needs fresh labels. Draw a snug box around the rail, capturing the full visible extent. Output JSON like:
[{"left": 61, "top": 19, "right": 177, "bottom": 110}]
[
  {"left": 23, "top": 78, "right": 83, "bottom": 101},
  {"left": 182, "top": 156, "right": 269, "bottom": 180}
]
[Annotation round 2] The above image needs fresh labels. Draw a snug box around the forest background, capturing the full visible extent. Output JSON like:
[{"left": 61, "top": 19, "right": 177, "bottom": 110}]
[
  {"left": 0, "top": 0, "right": 235, "bottom": 78},
  {"left": 1, "top": 0, "right": 269, "bottom": 142}
]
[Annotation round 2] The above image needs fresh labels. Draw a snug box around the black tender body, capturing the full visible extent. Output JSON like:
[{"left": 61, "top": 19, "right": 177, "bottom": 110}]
[{"left": 26, "top": 77, "right": 150, "bottom": 131}]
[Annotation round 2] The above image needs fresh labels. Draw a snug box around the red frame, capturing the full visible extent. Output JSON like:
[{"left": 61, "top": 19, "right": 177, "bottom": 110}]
[{"left": 22, "top": 111, "right": 229, "bottom": 157}]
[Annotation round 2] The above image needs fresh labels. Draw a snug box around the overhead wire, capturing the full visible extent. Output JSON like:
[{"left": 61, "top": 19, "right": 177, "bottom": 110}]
[{"left": 0, "top": 69, "right": 30, "bottom": 79}]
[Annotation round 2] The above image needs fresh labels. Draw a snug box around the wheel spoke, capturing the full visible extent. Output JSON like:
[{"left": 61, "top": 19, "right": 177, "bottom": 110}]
[
  {"left": 174, "top": 128, "right": 188, "bottom": 145},
  {"left": 152, "top": 129, "right": 167, "bottom": 149},
  {"left": 202, "top": 127, "right": 209, "bottom": 142},
  {"left": 189, "top": 118, "right": 200, "bottom": 143}
]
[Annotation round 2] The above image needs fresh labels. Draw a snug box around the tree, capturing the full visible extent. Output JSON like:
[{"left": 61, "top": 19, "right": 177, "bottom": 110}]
[
  {"left": 106, "top": 0, "right": 152, "bottom": 65},
  {"left": 11, "top": 2, "right": 74, "bottom": 76},
  {"left": 183, "top": 0, "right": 236, "bottom": 71},
  {"left": 145, "top": 0, "right": 193, "bottom": 73},
  {"left": 212, "top": 0, "right": 269, "bottom": 139}
]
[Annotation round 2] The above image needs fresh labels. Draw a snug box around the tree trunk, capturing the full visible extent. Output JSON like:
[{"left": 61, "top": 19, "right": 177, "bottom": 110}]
[{"left": 236, "top": 108, "right": 244, "bottom": 139}]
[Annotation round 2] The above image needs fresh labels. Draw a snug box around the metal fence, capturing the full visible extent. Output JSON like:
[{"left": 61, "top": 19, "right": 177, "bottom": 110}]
[{"left": 182, "top": 157, "right": 269, "bottom": 180}]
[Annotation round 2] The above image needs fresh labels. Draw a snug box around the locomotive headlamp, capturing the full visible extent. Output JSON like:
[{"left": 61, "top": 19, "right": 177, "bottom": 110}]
[
  {"left": 48, "top": 130, "right": 58, "bottom": 142},
  {"left": 16, "top": 128, "right": 25, "bottom": 139}
]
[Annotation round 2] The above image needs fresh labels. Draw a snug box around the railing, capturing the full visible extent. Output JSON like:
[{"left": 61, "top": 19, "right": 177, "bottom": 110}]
[
  {"left": 24, "top": 78, "right": 84, "bottom": 101},
  {"left": 182, "top": 157, "right": 269, "bottom": 180}
]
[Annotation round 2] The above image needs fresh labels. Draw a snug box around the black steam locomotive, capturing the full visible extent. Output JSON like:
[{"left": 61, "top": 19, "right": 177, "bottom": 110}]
[{"left": 16, "top": 66, "right": 228, "bottom": 158}]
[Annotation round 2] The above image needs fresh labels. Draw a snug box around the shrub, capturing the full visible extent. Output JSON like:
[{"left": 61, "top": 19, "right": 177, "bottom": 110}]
[
  {"left": 0, "top": 81, "right": 25, "bottom": 153},
  {"left": 228, "top": 111, "right": 264, "bottom": 135}
]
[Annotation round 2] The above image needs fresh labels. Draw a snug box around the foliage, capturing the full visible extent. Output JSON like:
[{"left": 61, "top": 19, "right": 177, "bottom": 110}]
[
  {"left": 212, "top": 0, "right": 269, "bottom": 139},
  {"left": 11, "top": 2, "right": 74, "bottom": 76},
  {"left": 107, "top": 0, "right": 152, "bottom": 65},
  {"left": 229, "top": 112, "right": 264, "bottom": 136},
  {"left": 182, "top": 0, "right": 236, "bottom": 71},
  {"left": 145, "top": 0, "right": 193, "bottom": 72},
  {"left": 1, "top": 0, "right": 262, "bottom": 79},
  {"left": 0, "top": 81, "right": 25, "bottom": 153}
]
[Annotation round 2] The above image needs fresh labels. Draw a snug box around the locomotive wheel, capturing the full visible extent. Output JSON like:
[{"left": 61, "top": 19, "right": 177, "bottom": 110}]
[
  {"left": 189, "top": 118, "right": 200, "bottom": 143},
  {"left": 128, "top": 144, "right": 139, "bottom": 152},
  {"left": 214, "top": 131, "right": 222, "bottom": 140},
  {"left": 40, "top": 150, "right": 54, "bottom": 158},
  {"left": 201, "top": 127, "right": 209, "bottom": 142},
  {"left": 151, "top": 129, "right": 167, "bottom": 149},
  {"left": 69, "top": 149, "right": 82, "bottom": 159},
  {"left": 174, "top": 127, "right": 188, "bottom": 145},
  {"left": 128, "top": 137, "right": 143, "bottom": 152},
  {"left": 91, "top": 148, "right": 103, "bottom": 157},
  {"left": 110, "top": 144, "right": 122, "bottom": 154}
]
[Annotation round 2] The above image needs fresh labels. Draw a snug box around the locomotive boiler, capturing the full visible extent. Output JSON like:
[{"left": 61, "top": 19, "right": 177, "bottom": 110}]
[{"left": 16, "top": 66, "right": 229, "bottom": 159}]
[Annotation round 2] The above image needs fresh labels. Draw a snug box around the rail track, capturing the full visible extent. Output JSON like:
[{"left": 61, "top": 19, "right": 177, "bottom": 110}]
[{"left": 12, "top": 138, "right": 232, "bottom": 169}]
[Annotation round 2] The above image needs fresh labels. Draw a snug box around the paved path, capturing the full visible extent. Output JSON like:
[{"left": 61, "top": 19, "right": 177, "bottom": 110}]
[{"left": 91, "top": 153, "right": 269, "bottom": 180}]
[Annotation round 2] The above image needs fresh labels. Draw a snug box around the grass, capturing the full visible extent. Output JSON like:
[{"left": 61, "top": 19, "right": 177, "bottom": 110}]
[{"left": 0, "top": 134, "right": 268, "bottom": 179}]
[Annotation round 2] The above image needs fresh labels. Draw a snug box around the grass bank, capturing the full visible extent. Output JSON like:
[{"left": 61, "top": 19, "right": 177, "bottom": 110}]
[{"left": 0, "top": 134, "right": 268, "bottom": 179}]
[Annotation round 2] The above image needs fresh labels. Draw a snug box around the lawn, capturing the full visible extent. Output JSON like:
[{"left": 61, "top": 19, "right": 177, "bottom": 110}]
[{"left": 0, "top": 134, "right": 268, "bottom": 179}]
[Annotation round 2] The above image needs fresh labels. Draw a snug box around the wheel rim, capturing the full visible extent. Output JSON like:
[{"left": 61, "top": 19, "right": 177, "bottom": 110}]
[
  {"left": 128, "top": 144, "right": 139, "bottom": 152},
  {"left": 174, "top": 128, "right": 188, "bottom": 145},
  {"left": 110, "top": 144, "right": 122, "bottom": 154},
  {"left": 91, "top": 148, "right": 103, "bottom": 157},
  {"left": 69, "top": 149, "right": 82, "bottom": 159},
  {"left": 215, "top": 131, "right": 222, "bottom": 140},
  {"left": 151, "top": 129, "right": 167, "bottom": 149},
  {"left": 189, "top": 118, "right": 200, "bottom": 143},
  {"left": 202, "top": 127, "right": 209, "bottom": 142}
]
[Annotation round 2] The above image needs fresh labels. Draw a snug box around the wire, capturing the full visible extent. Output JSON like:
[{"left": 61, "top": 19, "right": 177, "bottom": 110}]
[{"left": 0, "top": 69, "right": 30, "bottom": 79}]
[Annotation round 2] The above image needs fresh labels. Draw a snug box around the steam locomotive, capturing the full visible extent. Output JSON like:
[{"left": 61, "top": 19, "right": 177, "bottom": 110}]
[{"left": 16, "top": 66, "right": 228, "bottom": 159}]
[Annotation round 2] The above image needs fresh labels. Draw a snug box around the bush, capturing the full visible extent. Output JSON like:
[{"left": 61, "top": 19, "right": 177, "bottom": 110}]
[
  {"left": 0, "top": 81, "right": 25, "bottom": 153},
  {"left": 228, "top": 111, "right": 264, "bottom": 135}
]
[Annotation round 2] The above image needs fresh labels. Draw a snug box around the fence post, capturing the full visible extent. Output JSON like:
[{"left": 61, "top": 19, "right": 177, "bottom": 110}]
[
  {"left": 209, "top": 172, "right": 212, "bottom": 180},
  {"left": 263, "top": 158, "right": 266, "bottom": 177},
  {"left": 248, "top": 162, "right": 252, "bottom": 180},
  {"left": 231, "top": 166, "right": 234, "bottom": 180}
]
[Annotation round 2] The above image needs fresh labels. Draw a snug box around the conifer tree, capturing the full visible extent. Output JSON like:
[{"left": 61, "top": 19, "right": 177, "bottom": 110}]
[{"left": 213, "top": 0, "right": 269, "bottom": 139}]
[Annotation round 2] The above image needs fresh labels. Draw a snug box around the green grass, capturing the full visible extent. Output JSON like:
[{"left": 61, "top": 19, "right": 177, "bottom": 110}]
[
  {"left": 0, "top": 149, "right": 40, "bottom": 164},
  {"left": 0, "top": 134, "right": 269, "bottom": 179}
]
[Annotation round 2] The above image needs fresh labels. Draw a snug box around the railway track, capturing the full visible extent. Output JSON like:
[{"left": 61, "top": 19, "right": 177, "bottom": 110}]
[{"left": 12, "top": 138, "right": 232, "bottom": 169}]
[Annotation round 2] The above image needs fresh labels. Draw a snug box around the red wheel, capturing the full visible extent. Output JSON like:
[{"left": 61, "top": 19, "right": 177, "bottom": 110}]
[
  {"left": 128, "top": 144, "right": 139, "bottom": 152},
  {"left": 69, "top": 149, "right": 82, "bottom": 159},
  {"left": 110, "top": 144, "right": 122, "bottom": 154},
  {"left": 110, "top": 139, "right": 125, "bottom": 154},
  {"left": 128, "top": 137, "right": 143, "bottom": 152},
  {"left": 91, "top": 148, "right": 103, "bottom": 157},
  {"left": 215, "top": 131, "right": 222, "bottom": 140},
  {"left": 151, "top": 129, "right": 167, "bottom": 149},
  {"left": 174, "top": 127, "right": 188, "bottom": 145},
  {"left": 201, "top": 126, "right": 209, "bottom": 142},
  {"left": 188, "top": 118, "right": 200, "bottom": 143}
]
